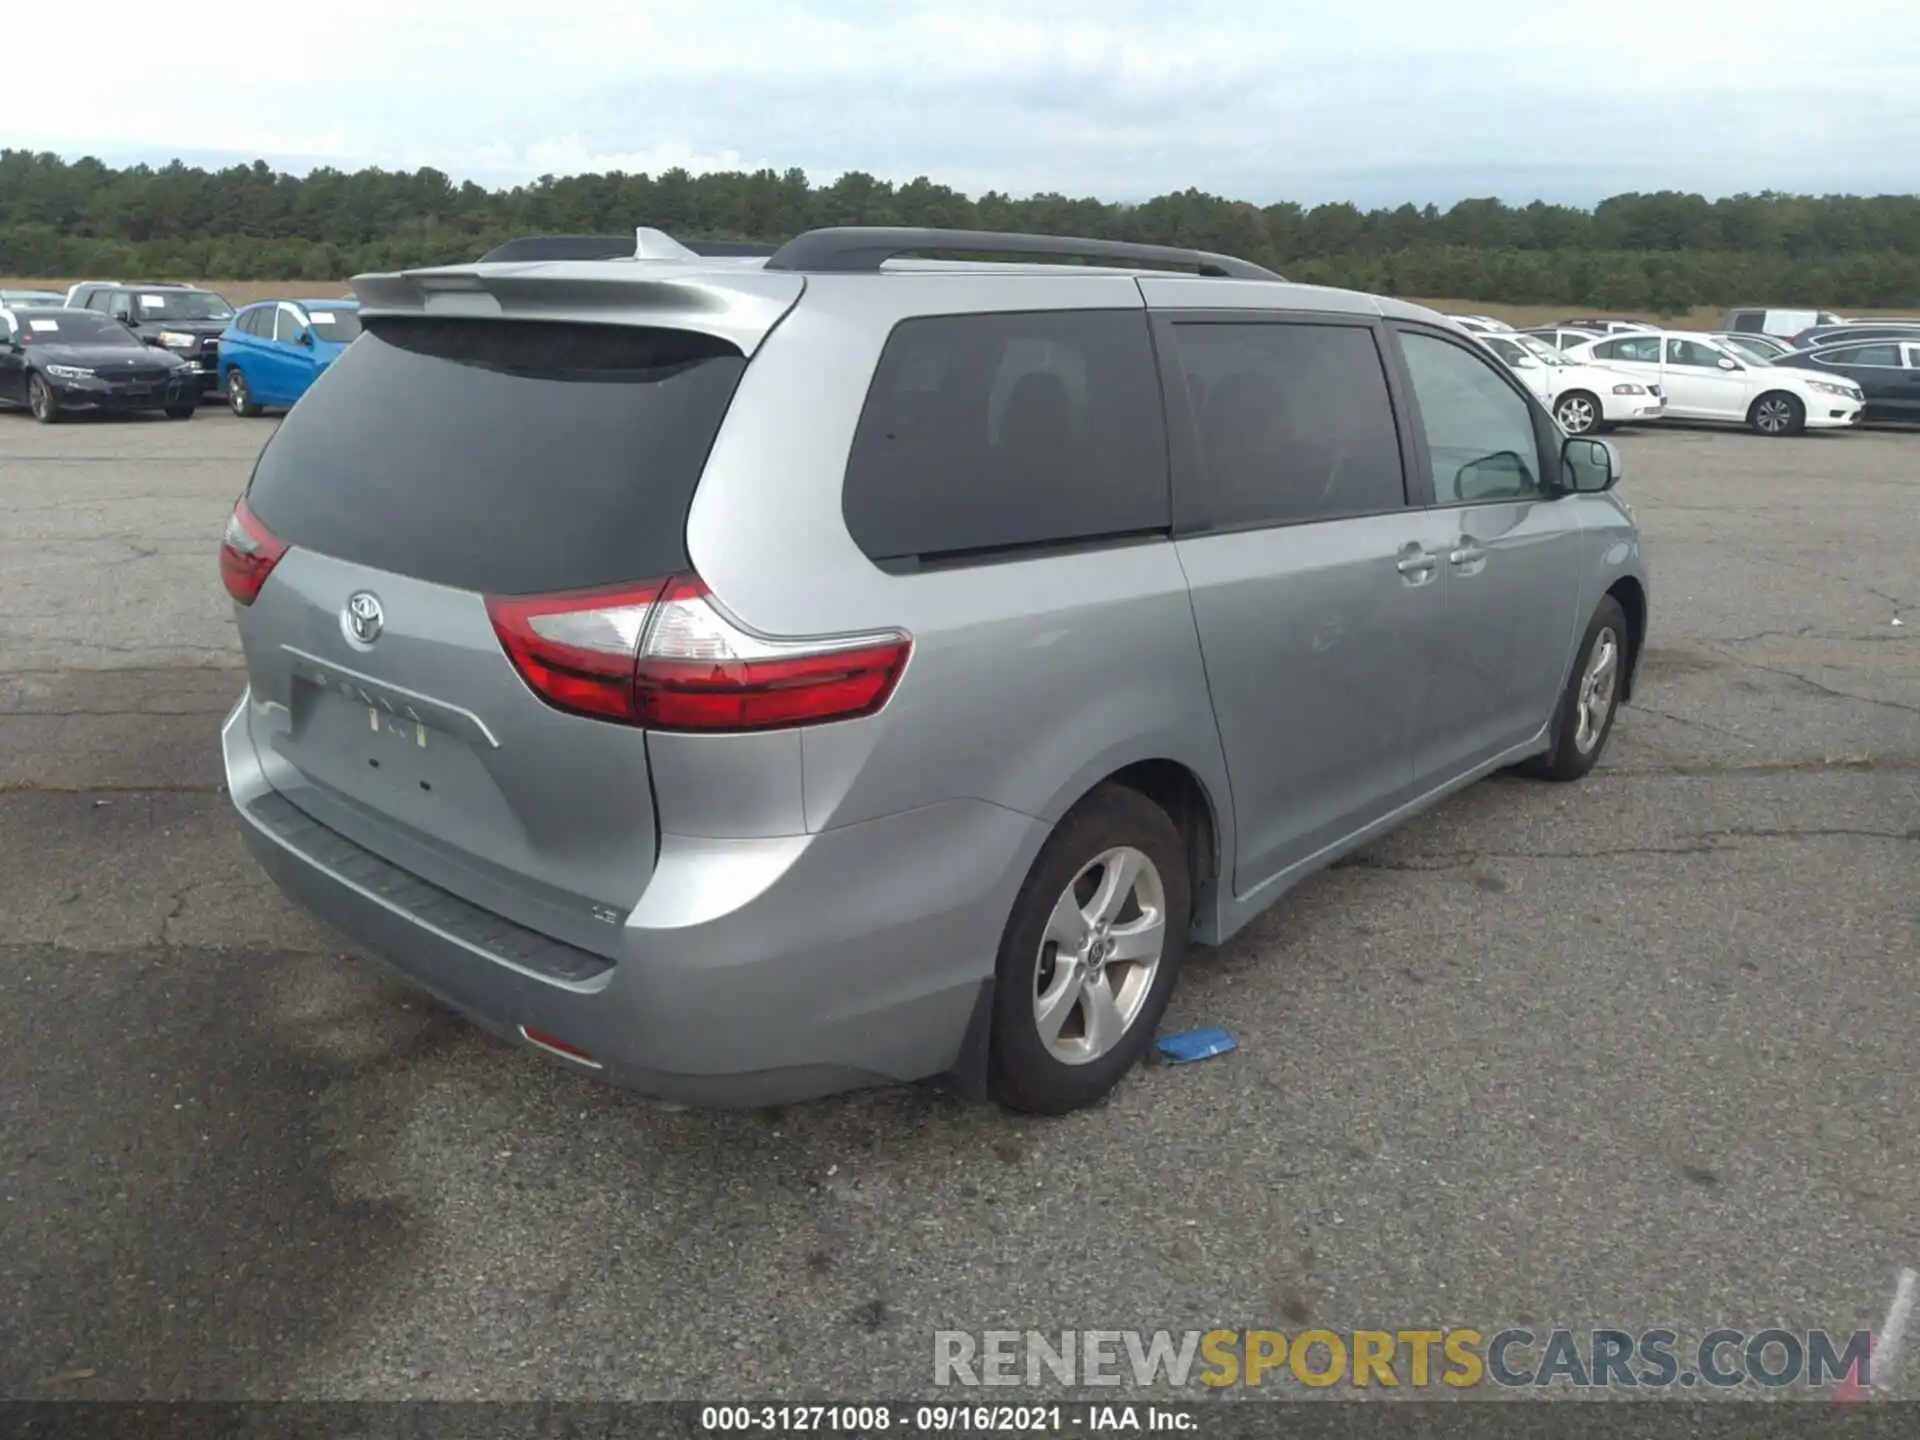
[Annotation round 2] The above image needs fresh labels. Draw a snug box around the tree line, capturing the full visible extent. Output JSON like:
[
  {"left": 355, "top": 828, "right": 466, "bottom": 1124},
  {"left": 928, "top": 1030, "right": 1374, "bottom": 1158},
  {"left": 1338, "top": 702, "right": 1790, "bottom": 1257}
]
[{"left": 3, "top": 150, "right": 1918, "bottom": 312}]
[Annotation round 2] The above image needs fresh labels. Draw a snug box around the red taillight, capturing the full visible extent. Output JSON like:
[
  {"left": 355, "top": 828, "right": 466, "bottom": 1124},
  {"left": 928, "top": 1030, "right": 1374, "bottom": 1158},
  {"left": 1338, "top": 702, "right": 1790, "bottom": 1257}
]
[
  {"left": 485, "top": 574, "right": 912, "bottom": 732},
  {"left": 219, "top": 496, "right": 289, "bottom": 605}
]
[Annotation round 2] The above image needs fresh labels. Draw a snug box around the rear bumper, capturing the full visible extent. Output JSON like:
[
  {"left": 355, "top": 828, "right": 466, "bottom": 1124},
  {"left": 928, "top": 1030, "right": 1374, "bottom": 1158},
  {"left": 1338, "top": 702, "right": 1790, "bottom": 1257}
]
[
  {"left": 223, "top": 692, "right": 1038, "bottom": 1106},
  {"left": 1597, "top": 391, "right": 1663, "bottom": 423}
]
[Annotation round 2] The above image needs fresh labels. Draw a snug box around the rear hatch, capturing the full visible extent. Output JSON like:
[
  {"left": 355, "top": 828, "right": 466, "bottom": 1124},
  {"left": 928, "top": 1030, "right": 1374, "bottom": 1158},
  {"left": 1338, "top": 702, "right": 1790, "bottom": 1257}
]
[{"left": 228, "top": 274, "right": 800, "bottom": 955}]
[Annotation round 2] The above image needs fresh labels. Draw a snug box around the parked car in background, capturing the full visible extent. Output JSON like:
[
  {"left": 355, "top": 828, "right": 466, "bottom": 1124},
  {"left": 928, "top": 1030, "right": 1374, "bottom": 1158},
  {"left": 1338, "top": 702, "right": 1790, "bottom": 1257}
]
[
  {"left": 1446, "top": 314, "right": 1516, "bottom": 335},
  {"left": 68, "top": 283, "right": 235, "bottom": 399},
  {"left": 0, "top": 306, "right": 198, "bottom": 423},
  {"left": 1707, "top": 332, "right": 1793, "bottom": 364},
  {"left": 218, "top": 224, "right": 1649, "bottom": 1115},
  {"left": 1769, "top": 339, "right": 1920, "bottom": 424},
  {"left": 1721, "top": 307, "right": 1845, "bottom": 337},
  {"left": 1, "top": 288, "right": 66, "bottom": 309},
  {"left": 1522, "top": 326, "right": 1649, "bottom": 352},
  {"left": 1785, "top": 322, "right": 1920, "bottom": 351},
  {"left": 1478, "top": 331, "right": 1664, "bottom": 434},
  {"left": 1563, "top": 329, "right": 1862, "bottom": 435},
  {"left": 1560, "top": 318, "right": 1657, "bottom": 334},
  {"left": 62, "top": 280, "right": 122, "bottom": 305},
  {"left": 219, "top": 299, "right": 361, "bottom": 416}
]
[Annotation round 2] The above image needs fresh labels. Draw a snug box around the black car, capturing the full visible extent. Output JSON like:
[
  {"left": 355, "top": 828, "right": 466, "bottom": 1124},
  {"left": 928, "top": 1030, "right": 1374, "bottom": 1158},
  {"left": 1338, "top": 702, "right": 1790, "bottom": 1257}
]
[
  {"left": 71, "top": 283, "right": 236, "bottom": 398},
  {"left": 1786, "top": 322, "right": 1920, "bottom": 351},
  {"left": 0, "top": 307, "right": 198, "bottom": 423},
  {"left": 1770, "top": 338, "right": 1920, "bottom": 424}
]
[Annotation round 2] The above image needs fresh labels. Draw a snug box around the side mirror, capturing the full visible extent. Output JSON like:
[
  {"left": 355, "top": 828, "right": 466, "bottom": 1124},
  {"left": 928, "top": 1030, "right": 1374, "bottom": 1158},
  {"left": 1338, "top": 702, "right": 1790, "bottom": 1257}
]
[
  {"left": 1562, "top": 436, "right": 1624, "bottom": 493},
  {"left": 297, "top": 329, "right": 314, "bottom": 348},
  {"left": 1717, "top": 357, "right": 1739, "bottom": 371}
]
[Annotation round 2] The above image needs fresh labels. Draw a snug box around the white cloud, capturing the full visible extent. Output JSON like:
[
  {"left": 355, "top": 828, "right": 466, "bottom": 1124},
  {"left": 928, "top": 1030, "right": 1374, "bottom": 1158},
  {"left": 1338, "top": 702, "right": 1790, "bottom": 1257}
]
[{"left": 16, "top": 0, "right": 1920, "bottom": 203}]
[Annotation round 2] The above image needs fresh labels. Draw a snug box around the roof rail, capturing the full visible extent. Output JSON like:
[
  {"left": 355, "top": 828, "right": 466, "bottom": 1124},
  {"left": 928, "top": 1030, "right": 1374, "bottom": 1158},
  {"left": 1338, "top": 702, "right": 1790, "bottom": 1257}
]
[
  {"left": 476, "top": 234, "right": 783, "bottom": 264},
  {"left": 762, "top": 226, "right": 1282, "bottom": 280}
]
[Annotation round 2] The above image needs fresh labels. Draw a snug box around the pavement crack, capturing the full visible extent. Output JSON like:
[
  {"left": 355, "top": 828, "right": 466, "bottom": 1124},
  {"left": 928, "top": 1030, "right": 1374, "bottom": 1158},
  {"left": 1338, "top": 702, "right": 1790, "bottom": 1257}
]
[
  {"left": 1600, "top": 757, "right": 1914, "bottom": 777},
  {"left": 1699, "top": 646, "right": 1920, "bottom": 717},
  {"left": 1338, "top": 827, "right": 1914, "bottom": 874},
  {"left": 1706, "top": 825, "right": 1918, "bottom": 844},
  {"left": 1627, "top": 704, "right": 1749, "bottom": 738},
  {"left": 0, "top": 781, "right": 224, "bottom": 795}
]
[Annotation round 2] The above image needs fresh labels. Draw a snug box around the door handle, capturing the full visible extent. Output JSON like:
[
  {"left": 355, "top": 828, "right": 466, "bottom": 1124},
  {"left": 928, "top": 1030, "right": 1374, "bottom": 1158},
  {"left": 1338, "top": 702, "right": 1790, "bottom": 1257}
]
[
  {"left": 1396, "top": 552, "right": 1438, "bottom": 577},
  {"left": 1449, "top": 543, "right": 1488, "bottom": 567}
]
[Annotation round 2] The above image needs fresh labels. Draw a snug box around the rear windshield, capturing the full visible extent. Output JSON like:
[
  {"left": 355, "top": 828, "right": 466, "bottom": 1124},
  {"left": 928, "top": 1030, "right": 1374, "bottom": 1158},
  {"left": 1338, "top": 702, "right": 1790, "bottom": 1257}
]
[
  {"left": 124, "top": 290, "right": 234, "bottom": 321},
  {"left": 245, "top": 317, "right": 746, "bottom": 595}
]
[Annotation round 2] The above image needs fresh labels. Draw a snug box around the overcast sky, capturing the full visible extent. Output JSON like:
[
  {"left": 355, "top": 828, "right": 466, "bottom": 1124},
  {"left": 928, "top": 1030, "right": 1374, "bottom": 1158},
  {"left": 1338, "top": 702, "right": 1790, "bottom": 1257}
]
[{"left": 18, "top": 0, "right": 1920, "bottom": 207}]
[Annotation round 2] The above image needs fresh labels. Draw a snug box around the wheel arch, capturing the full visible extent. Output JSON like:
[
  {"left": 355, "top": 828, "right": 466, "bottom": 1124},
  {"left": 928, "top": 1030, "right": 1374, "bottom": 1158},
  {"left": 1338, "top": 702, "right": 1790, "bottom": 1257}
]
[
  {"left": 1039, "top": 754, "right": 1229, "bottom": 935},
  {"left": 1605, "top": 575, "right": 1647, "bottom": 703}
]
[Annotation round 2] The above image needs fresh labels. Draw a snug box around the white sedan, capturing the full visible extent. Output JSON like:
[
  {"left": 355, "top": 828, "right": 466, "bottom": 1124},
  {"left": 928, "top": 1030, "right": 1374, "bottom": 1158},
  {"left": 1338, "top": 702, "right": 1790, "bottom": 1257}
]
[
  {"left": 1477, "top": 331, "right": 1664, "bottom": 435},
  {"left": 1563, "top": 329, "right": 1864, "bottom": 436},
  {"left": 1446, "top": 314, "right": 1517, "bottom": 335}
]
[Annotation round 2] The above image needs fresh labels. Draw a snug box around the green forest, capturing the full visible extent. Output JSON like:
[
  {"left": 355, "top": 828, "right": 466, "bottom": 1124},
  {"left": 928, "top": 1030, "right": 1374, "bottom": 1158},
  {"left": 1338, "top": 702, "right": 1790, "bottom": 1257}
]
[{"left": 4, "top": 149, "right": 1918, "bottom": 311}]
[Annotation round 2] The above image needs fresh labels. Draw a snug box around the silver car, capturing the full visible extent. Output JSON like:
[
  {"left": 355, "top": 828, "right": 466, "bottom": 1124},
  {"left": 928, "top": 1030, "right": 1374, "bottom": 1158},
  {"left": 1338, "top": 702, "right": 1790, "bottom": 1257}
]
[{"left": 221, "top": 226, "right": 1650, "bottom": 1114}]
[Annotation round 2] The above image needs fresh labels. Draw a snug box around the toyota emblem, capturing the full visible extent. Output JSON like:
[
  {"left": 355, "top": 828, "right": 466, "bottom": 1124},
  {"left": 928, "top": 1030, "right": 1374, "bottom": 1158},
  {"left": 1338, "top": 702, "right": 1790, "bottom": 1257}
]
[{"left": 344, "top": 591, "right": 385, "bottom": 645}]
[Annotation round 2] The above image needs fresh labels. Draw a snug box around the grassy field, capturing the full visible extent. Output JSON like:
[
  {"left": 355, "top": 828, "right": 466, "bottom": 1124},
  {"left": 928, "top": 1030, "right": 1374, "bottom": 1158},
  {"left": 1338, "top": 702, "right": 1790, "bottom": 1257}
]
[{"left": 7, "top": 278, "right": 1918, "bottom": 329}]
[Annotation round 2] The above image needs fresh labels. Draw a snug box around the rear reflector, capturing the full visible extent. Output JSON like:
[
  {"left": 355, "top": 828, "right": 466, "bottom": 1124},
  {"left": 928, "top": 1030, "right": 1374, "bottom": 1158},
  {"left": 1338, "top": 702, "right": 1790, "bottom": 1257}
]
[
  {"left": 219, "top": 496, "right": 289, "bottom": 605},
  {"left": 519, "top": 1025, "right": 602, "bottom": 1068},
  {"left": 486, "top": 574, "right": 911, "bottom": 732}
]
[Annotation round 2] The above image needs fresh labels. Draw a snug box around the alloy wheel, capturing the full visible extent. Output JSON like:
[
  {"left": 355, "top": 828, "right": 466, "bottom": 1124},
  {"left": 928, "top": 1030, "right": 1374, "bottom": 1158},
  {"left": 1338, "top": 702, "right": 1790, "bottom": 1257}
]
[
  {"left": 1031, "top": 846, "right": 1167, "bottom": 1065},
  {"left": 1556, "top": 395, "right": 1597, "bottom": 434},
  {"left": 1574, "top": 627, "right": 1619, "bottom": 754}
]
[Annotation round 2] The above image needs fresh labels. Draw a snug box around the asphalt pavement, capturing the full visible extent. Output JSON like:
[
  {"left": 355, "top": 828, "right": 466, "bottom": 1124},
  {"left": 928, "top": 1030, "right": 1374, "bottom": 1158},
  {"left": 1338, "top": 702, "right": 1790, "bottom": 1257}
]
[{"left": 1, "top": 408, "right": 1915, "bottom": 1402}]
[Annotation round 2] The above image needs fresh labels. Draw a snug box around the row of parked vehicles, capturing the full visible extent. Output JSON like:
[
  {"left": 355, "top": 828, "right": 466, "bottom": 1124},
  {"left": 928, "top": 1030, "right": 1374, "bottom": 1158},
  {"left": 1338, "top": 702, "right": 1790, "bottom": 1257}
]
[
  {"left": 1446, "top": 309, "right": 1920, "bottom": 436},
  {"left": 0, "top": 281, "right": 359, "bottom": 422}
]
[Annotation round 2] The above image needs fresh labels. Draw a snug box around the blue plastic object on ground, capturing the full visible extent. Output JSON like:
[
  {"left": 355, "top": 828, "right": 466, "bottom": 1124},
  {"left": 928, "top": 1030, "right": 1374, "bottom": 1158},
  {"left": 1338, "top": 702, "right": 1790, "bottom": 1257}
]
[{"left": 1157, "top": 1027, "right": 1237, "bottom": 1064}]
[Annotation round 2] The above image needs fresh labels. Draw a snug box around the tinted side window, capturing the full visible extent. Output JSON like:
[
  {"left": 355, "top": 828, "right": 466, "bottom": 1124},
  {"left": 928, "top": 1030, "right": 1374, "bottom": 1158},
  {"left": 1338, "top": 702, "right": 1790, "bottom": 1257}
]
[
  {"left": 1823, "top": 343, "right": 1899, "bottom": 366},
  {"left": 1170, "top": 321, "right": 1406, "bottom": 529},
  {"left": 241, "top": 307, "right": 269, "bottom": 337},
  {"left": 273, "top": 307, "right": 304, "bottom": 342},
  {"left": 1398, "top": 331, "right": 1543, "bottom": 505},
  {"left": 842, "top": 310, "right": 1168, "bottom": 564}
]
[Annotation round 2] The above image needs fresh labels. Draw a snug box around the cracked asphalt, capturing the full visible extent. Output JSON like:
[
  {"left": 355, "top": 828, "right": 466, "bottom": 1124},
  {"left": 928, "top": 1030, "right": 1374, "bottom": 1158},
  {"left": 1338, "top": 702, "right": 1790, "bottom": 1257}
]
[{"left": 1, "top": 410, "right": 1915, "bottom": 1403}]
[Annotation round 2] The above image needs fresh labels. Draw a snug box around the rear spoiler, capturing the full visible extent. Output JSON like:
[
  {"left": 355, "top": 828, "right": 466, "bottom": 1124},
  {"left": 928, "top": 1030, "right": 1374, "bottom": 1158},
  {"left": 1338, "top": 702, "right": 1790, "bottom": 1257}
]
[
  {"left": 349, "top": 262, "right": 806, "bottom": 356},
  {"left": 476, "top": 233, "right": 780, "bottom": 264}
]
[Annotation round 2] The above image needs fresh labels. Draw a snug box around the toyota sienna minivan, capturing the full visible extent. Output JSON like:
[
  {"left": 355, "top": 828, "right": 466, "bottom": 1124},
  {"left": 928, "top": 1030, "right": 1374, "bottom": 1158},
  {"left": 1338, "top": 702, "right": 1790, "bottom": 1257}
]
[{"left": 221, "top": 226, "right": 1650, "bottom": 1114}]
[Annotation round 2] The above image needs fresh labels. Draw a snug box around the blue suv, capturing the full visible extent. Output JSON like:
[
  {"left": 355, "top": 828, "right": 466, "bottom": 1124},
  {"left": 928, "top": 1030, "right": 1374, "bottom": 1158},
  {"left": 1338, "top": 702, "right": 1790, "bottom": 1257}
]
[{"left": 219, "top": 299, "right": 360, "bottom": 415}]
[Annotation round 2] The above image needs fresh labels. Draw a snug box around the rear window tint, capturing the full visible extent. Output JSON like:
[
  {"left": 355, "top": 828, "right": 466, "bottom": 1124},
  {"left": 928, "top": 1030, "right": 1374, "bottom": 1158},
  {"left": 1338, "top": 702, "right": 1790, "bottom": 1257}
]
[
  {"left": 842, "top": 310, "right": 1168, "bottom": 564},
  {"left": 245, "top": 317, "right": 745, "bottom": 595}
]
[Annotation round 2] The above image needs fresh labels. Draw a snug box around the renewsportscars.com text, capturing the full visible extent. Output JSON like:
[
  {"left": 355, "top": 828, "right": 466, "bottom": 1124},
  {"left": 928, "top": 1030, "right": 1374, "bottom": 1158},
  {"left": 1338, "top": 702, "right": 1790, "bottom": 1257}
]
[{"left": 933, "top": 1327, "right": 1872, "bottom": 1390}]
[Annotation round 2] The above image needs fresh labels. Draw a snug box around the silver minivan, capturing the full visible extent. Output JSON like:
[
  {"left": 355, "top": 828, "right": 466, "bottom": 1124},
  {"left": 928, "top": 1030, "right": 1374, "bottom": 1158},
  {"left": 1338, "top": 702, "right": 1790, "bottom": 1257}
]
[{"left": 220, "top": 226, "right": 1650, "bottom": 1114}]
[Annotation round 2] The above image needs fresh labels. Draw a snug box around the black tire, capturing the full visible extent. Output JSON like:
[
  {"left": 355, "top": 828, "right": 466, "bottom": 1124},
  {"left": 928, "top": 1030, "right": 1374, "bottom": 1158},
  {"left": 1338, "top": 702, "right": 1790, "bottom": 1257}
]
[
  {"left": 1553, "top": 389, "right": 1602, "bottom": 436},
  {"left": 227, "top": 368, "right": 262, "bottom": 417},
  {"left": 1748, "top": 391, "right": 1804, "bottom": 437},
  {"left": 163, "top": 403, "right": 196, "bottom": 420},
  {"left": 1519, "top": 595, "right": 1628, "bottom": 783},
  {"left": 988, "top": 784, "right": 1191, "bottom": 1115},
  {"left": 27, "top": 373, "right": 60, "bottom": 424}
]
